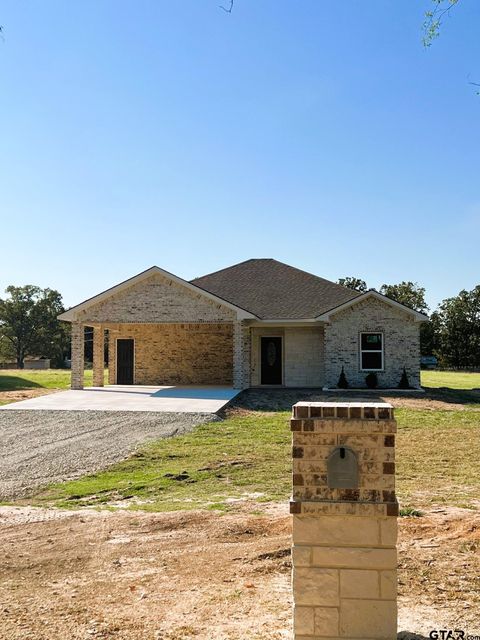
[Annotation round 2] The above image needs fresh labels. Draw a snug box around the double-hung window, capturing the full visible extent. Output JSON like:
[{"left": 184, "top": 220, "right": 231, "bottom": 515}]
[{"left": 360, "top": 332, "right": 383, "bottom": 371}]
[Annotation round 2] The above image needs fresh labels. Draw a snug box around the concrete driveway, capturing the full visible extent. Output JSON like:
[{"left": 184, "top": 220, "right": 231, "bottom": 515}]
[
  {"left": 0, "top": 385, "right": 239, "bottom": 413},
  {"left": 0, "top": 410, "right": 216, "bottom": 499}
]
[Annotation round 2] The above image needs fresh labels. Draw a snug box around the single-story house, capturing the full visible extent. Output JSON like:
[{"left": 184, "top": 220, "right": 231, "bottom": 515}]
[{"left": 58, "top": 259, "right": 428, "bottom": 390}]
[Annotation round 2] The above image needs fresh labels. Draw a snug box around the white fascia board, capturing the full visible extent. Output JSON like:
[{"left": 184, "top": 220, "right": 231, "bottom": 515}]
[
  {"left": 249, "top": 318, "right": 322, "bottom": 327},
  {"left": 315, "top": 290, "right": 429, "bottom": 323},
  {"left": 58, "top": 265, "right": 257, "bottom": 322}
]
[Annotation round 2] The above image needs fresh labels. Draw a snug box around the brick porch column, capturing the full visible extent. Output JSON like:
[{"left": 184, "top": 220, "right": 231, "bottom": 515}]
[
  {"left": 71, "top": 322, "right": 84, "bottom": 390},
  {"left": 233, "top": 320, "right": 250, "bottom": 390},
  {"left": 92, "top": 325, "right": 104, "bottom": 387},
  {"left": 291, "top": 402, "right": 398, "bottom": 640}
]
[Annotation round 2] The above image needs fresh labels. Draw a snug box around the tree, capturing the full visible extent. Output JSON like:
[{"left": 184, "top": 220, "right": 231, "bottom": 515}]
[
  {"left": 380, "top": 281, "right": 433, "bottom": 355},
  {"left": 422, "top": 1, "right": 479, "bottom": 92},
  {"left": 0, "top": 334, "right": 15, "bottom": 363},
  {"left": 434, "top": 286, "right": 480, "bottom": 368},
  {"left": 0, "top": 285, "right": 69, "bottom": 368},
  {"left": 419, "top": 310, "right": 441, "bottom": 356},
  {"left": 338, "top": 277, "right": 368, "bottom": 292},
  {"left": 423, "top": 0, "right": 461, "bottom": 47},
  {"left": 379, "top": 281, "right": 429, "bottom": 315}
]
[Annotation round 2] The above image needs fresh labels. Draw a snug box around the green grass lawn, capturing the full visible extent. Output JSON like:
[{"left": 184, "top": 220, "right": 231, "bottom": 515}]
[
  {"left": 6, "top": 368, "right": 480, "bottom": 512},
  {"left": 32, "top": 407, "right": 480, "bottom": 513},
  {"left": 0, "top": 368, "right": 108, "bottom": 393},
  {"left": 1, "top": 367, "right": 476, "bottom": 393},
  {"left": 421, "top": 369, "right": 480, "bottom": 390}
]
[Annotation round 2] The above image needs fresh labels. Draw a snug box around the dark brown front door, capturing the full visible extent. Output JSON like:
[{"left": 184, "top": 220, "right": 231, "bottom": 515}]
[
  {"left": 116, "top": 339, "right": 134, "bottom": 385},
  {"left": 261, "top": 337, "right": 282, "bottom": 385}
]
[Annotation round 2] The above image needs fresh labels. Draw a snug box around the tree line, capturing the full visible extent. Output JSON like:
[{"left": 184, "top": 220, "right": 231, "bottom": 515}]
[
  {"left": 337, "top": 277, "right": 480, "bottom": 368},
  {"left": 1, "top": 279, "right": 480, "bottom": 369},
  {"left": 0, "top": 286, "right": 70, "bottom": 368}
]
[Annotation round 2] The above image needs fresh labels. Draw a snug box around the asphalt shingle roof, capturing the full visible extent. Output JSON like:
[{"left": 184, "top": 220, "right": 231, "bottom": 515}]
[{"left": 190, "top": 259, "right": 361, "bottom": 319}]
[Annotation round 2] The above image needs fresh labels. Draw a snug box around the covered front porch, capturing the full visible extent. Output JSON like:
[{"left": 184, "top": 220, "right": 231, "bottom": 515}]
[{"left": 70, "top": 321, "right": 251, "bottom": 391}]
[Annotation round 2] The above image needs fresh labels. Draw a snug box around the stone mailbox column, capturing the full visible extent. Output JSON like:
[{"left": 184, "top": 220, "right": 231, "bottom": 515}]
[{"left": 290, "top": 402, "right": 398, "bottom": 640}]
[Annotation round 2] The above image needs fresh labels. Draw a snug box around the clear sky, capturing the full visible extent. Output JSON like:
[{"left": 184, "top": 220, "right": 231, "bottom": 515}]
[{"left": 0, "top": 1, "right": 479, "bottom": 311}]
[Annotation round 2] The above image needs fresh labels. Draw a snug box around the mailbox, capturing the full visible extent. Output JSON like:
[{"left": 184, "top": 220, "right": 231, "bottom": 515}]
[{"left": 327, "top": 446, "right": 359, "bottom": 489}]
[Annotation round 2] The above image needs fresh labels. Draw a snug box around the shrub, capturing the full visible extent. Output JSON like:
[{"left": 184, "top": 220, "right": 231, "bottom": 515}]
[
  {"left": 398, "top": 367, "right": 410, "bottom": 389},
  {"left": 365, "top": 372, "right": 378, "bottom": 389},
  {"left": 337, "top": 366, "right": 349, "bottom": 389}
]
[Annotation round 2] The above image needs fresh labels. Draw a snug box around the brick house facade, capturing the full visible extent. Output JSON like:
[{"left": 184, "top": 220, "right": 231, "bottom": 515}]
[{"left": 59, "top": 260, "right": 427, "bottom": 390}]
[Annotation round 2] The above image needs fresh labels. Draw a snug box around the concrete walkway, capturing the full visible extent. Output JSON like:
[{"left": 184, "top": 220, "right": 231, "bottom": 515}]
[{"left": 0, "top": 385, "right": 239, "bottom": 413}]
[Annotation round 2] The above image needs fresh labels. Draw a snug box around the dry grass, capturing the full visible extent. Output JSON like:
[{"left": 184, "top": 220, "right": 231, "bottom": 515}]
[{"left": 396, "top": 408, "right": 480, "bottom": 508}]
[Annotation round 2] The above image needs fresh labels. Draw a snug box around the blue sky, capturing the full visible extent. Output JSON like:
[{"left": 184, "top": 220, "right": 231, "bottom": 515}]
[{"left": 0, "top": 1, "right": 478, "bottom": 310}]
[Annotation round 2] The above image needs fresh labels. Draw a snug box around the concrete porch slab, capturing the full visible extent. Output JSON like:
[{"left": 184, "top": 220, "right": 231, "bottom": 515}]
[{"left": 0, "top": 385, "right": 239, "bottom": 414}]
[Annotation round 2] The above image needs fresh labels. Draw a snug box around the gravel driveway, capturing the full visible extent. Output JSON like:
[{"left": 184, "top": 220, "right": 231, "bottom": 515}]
[{"left": 0, "top": 410, "right": 215, "bottom": 499}]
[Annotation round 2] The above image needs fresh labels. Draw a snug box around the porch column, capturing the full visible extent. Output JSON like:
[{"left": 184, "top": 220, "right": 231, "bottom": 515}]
[
  {"left": 92, "top": 325, "right": 104, "bottom": 387},
  {"left": 71, "top": 322, "right": 84, "bottom": 390},
  {"left": 233, "top": 320, "right": 250, "bottom": 390}
]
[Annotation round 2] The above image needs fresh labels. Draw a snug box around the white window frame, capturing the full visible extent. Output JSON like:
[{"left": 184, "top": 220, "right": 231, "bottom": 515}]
[{"left": 359, "top": 332, "right": 384, "bottom": 372}]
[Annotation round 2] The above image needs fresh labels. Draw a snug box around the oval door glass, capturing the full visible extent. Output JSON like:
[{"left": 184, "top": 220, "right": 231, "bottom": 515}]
[
  {"left": 267, "top": 341, "right": 277, "bottom": 366},
  {"left": 261, "top": 336, "right": 282, "bottom": 385}
]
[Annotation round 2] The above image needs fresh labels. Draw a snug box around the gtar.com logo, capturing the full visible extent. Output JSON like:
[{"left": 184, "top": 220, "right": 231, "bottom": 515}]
[{"left": 430, "top": 631, "right": 480, "bottom": 640}]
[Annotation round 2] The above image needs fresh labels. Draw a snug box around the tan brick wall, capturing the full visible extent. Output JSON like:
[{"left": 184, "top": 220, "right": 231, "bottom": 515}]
[
  {"left": 233, "top": 320, "right": 251, "bottom": 389},
  {"left": 324, "top": 296, "right": 421, "bottom": 389},
  {"left": 77, "top": 273, "right": 237, "bottom": 324},
  {"left": 291, "top": 402, "right": 397, "bottom": 640},
  {"left": 71, "top": 322, "right": 84, "bottom": 390},
  {"left": 250, "top": 326, "right": 325, "bottom": 387},
  {"left": 284, "top": 327, "right": 324, "bottom": 387},
  {"left": 92, "top": 326, "right": 104, "bottom": 387},
  {"left": 107, "top": 323, "right": 233, "bottom": 385}
]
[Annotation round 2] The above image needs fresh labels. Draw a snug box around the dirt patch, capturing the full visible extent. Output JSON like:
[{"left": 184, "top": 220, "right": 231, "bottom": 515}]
[
  {"left": 227, "top": 387, "right": 480, "bottom": 413},
  {"left": 398, "top": 506, "right": 480, "bottom": 633},
  {"left": 0, "top": 388, "right": 58, "bottom": 404},
  {"left": 0, "top": 504, "right": 478, "bottom": 639}
]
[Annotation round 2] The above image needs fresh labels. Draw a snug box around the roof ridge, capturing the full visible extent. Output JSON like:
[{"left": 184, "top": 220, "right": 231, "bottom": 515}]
[
  {"left": 190, "top": 258, "right": 274, "bottom": 282},
  {"left": 253, "top": 259, "right": 362, "bottom": 294},
  {"left": 189, "top": 258, "right": 362, "bottom": 320},
  {"left": 192, "top": 258, "right": 361, "bottom": 298}
]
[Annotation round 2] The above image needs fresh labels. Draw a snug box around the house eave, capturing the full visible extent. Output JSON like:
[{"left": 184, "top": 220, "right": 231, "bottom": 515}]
[{"left": 249, "top": 318, "right": 324, "bottom": 327}]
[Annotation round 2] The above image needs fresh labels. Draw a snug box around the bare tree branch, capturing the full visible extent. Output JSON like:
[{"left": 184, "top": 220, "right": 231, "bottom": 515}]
[{"left": 219, "top": 0, "right": 234, "bottom": 14}]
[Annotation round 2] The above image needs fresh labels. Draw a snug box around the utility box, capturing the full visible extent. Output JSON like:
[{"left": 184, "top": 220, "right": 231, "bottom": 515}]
[{"left": 291, "top": 402, "right": 398, "bottom": 640}]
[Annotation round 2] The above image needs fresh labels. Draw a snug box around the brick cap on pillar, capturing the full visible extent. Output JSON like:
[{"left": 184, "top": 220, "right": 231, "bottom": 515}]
[{"left": 292, "top": 402, "right": 394, "bottom": 421}]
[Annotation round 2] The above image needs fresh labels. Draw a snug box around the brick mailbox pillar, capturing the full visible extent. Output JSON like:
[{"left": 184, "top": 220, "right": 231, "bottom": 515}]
[{"left": 290, "top": 402, "right": 398, "bottom": 640}]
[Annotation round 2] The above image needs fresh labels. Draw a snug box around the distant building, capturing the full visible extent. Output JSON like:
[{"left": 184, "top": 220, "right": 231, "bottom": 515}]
[{"left": 420, "top": 355, "right": 438, "bottom": 370}]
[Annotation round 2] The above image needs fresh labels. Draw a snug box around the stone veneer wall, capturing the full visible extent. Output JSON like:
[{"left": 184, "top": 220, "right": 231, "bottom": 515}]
[
  {"left": 250, "top": 327, "right": 325, "bottom": 387},
  {"left": 107, "top": 323, "right": 233, "bottom": 385},
  {"left": 291, "top": 402, "right": 398, "bottom": 640},
  {"left": 324, "top": 297, "right": 421, "bottom": 389}
]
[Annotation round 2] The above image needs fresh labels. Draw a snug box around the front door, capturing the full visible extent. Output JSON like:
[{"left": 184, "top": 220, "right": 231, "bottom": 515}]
[
  {"left": 261, "top": 337, "right": 282, "bottom": 385},
  {"left": 116, "top": 339, "right": 134, "bottom": 385}
]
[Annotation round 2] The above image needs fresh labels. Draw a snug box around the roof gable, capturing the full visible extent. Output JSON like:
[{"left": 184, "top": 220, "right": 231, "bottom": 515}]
[
  {"left": 59, "top": 266, "right": 256, "bottom": 322},
  {"left": 191, "top": 259, "right": 360, "bottom": 320},
  {"left": 315, "top": 289, "right": 429, "bottom": 322}
]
